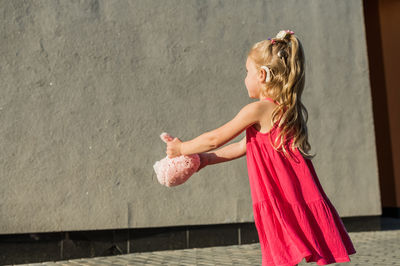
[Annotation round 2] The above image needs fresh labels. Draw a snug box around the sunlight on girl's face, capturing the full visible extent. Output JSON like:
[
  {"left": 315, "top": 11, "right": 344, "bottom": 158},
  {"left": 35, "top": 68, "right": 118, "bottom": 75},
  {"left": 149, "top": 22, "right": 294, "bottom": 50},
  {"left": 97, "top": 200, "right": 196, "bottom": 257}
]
[{"left": 244, "top": 57, "right": 261, "bottom": 99}]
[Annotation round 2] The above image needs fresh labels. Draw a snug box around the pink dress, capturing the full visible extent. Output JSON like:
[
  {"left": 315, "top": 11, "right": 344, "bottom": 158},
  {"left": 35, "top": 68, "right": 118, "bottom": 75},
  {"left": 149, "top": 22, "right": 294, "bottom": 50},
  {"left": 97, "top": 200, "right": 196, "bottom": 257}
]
[{"left": 246, "top": 97, "right": 356, "bottom": 266}]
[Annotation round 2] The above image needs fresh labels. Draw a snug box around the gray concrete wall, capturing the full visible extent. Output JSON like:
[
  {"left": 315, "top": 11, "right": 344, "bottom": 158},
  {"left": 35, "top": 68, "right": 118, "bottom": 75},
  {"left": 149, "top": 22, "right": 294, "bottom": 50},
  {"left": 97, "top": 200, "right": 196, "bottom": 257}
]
[{"left": 0, "top": 0, "right": 379, "bottom": 234}]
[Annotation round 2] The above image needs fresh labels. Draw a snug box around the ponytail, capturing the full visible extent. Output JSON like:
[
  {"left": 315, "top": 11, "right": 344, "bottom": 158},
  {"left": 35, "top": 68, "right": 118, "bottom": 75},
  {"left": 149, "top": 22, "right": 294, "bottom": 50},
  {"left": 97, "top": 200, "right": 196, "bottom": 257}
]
[{"left": 248, "top": 30, "right": 316, "bottom": 160}]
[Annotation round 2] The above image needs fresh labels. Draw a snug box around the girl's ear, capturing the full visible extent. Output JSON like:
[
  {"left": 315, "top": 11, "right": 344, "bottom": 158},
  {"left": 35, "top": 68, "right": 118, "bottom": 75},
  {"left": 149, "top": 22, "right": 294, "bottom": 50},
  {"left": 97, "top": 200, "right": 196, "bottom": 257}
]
[{"left": 258, "top": 68, "right": 266, "bottom": 83}]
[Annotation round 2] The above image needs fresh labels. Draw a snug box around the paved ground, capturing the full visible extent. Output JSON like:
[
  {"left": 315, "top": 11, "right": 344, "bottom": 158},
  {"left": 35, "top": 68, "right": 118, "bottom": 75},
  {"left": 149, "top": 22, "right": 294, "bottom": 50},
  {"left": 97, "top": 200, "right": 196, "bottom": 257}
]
[{"left": 12, "top": 227, "right": 400, "bottom": 266}]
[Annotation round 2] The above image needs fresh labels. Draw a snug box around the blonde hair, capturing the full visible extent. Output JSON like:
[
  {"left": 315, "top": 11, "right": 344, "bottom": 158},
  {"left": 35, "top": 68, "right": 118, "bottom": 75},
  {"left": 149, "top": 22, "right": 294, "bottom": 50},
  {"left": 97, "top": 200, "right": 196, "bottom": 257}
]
[{"left": 247, "top": 31, "right": 316, "bottom": 160}]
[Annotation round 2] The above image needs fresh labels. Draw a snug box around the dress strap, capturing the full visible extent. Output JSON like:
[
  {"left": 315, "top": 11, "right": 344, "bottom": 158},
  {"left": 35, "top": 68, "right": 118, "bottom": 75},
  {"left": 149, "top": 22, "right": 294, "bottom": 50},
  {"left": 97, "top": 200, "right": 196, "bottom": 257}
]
[{"left": 262, "top": 97, "right": 279, "bottom": 105}]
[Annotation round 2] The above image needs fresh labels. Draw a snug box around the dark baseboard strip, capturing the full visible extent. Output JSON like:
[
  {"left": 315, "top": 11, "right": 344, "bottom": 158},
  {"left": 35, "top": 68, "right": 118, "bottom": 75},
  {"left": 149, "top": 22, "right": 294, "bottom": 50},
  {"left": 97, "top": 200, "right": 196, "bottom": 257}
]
[
  {"left": 1, "top": 215, "right": 399, "bottom": 265},
  {"left": 382, "top": 207, "right": 400, "bottom": 218}
]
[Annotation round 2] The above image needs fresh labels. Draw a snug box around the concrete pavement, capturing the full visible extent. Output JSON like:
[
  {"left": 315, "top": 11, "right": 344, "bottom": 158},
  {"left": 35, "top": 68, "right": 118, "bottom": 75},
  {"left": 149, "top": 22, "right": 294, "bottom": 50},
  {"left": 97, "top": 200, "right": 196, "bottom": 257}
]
[{"left": 12, "top": 228, "right": 400, "bottom": 266}]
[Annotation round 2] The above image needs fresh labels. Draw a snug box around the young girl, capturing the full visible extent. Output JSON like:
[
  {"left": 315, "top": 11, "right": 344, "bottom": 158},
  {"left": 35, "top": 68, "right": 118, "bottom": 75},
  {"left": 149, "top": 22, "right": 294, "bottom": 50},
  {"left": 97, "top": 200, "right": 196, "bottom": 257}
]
[{"left": 166, "top": 30, "right": 356, "bottom": 266}]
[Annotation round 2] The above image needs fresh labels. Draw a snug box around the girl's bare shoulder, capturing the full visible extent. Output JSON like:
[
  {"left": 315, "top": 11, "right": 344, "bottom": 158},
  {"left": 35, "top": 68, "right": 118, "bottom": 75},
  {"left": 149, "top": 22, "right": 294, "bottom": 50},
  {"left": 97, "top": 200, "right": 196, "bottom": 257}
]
[
  {"left": 255, "top": 100, "right": 277, "bottom": 116},
  {"left": 252, "top": 101, "right": 277, "bottom": 130}
]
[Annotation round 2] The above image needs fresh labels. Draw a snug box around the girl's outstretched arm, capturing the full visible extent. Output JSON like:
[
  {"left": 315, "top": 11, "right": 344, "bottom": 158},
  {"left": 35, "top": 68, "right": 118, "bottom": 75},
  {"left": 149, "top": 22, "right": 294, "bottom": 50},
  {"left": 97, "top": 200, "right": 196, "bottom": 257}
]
[
  {"left": 180, "top": 102, "right": 262, "bottom": 156},
  {"left": 196, "top": 136, "right": 246, "bottom": 172},
  {"left": 207, "top": 136, "right": 246, "bottom": 164}
]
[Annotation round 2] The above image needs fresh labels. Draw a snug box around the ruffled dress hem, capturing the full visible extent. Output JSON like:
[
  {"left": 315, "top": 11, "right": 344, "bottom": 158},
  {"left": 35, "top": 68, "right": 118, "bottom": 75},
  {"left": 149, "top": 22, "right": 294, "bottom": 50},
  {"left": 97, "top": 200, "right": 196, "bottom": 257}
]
[
  {"left": 253, "top": 198, "right": 356, "bottom": 266},
  {"left": 263, "top": 251, "right": 356, "bottom": 266}
]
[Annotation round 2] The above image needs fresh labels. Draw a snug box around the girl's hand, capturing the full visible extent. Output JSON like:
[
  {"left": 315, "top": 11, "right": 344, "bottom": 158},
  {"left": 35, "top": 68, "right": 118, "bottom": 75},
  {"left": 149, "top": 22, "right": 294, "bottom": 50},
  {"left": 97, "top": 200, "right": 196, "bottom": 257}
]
[
  {"left": 166, "top": 137, "right": 183, "bottom": 158},
  {"left": 196, "top": 152, "right": 209, "bottom": 172}
]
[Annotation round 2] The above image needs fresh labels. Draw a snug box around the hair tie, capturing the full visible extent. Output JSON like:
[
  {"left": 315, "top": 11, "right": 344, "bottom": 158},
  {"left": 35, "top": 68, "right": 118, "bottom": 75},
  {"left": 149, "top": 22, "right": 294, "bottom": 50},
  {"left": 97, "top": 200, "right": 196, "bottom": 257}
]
[
  {"left": 260, "top": 66, "right": 271, "bottom": 82},
  {"left": 276, "top": 30, "right": 295, "bottom": 39},
  {"left": 268, "top": 30, "right": 294, "bottom": 44}
]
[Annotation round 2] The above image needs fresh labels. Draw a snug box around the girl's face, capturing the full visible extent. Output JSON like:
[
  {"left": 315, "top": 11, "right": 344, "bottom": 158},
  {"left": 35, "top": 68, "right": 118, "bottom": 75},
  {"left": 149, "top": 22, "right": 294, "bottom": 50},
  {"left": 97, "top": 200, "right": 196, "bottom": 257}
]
[{"left": 244, "top": 57, "right": 264, "bottom": 100}]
